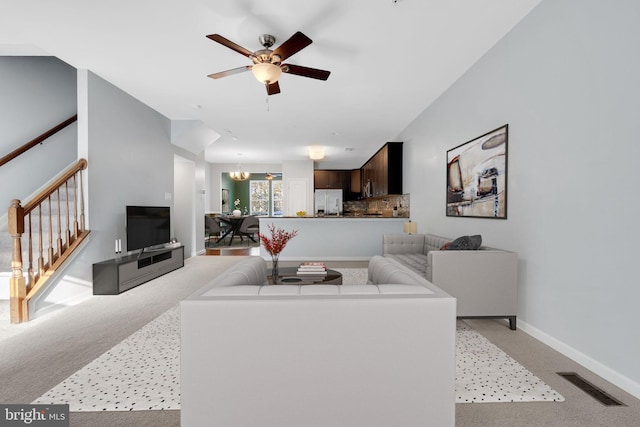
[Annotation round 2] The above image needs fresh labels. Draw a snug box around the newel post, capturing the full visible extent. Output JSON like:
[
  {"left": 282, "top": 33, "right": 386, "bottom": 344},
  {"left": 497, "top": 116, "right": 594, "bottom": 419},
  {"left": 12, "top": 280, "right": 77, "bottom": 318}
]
[{"left": 8, "top": 199, "right": 26, "bottom": 323}]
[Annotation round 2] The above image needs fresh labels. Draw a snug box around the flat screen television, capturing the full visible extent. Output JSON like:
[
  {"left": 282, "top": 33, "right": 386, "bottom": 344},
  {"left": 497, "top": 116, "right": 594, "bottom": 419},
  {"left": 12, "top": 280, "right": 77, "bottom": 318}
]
[{"left": 126, "top": 206, "right": 171, "bottom": 252}]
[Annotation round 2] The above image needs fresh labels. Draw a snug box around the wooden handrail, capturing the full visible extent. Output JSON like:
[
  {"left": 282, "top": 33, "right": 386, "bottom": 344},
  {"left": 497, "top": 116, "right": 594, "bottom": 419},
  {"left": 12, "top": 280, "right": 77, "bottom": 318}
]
[
  {"left": 0, "top": 114, "right": 78, "bottom": 168},
  {"left": 8, "top": 158, "right": 90, "bottom": 323},
  {"left": 23, "top": 158, "right": 87, "bottom": 214}
]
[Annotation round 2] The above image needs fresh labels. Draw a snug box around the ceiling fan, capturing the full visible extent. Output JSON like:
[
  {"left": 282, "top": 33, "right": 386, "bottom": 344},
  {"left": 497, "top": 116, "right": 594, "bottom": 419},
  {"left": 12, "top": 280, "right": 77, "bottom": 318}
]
[
  {"left": 265, "top": 172, "right": 282, "bottom": 180},
  {"left": 206, "top": 31, "right": 331, "bottom": 95}
]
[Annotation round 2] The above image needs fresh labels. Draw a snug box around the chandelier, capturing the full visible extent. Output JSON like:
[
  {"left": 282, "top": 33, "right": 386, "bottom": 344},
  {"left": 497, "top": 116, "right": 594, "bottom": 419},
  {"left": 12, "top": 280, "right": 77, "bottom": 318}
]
[
  {"left": 229, "top": 154, "right": 250, "bottom": 181},
  {"left": 229, "top": 170, "right": 250, "bottom": 181}
]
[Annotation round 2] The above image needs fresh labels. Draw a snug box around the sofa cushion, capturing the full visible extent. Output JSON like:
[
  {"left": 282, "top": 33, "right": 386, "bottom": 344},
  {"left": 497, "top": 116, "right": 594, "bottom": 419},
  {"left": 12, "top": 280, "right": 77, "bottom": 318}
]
[
  {"left": 300, "top": 284, "right": 341, "bottom": 295},
  {"left": 383, "top": 254, "right": 428, "bottom": 276},
  {"left": 339, "top": 285, "right": 381, "bottom": 295},
  {"left": 202, "top": 285, "right": 261, "bottom": 296},
  {"left": 377, "top": 284, "right": 434, "bottom": 294},
  {"left": 447, "top": 235, "right": 482, "bottom": 250}
]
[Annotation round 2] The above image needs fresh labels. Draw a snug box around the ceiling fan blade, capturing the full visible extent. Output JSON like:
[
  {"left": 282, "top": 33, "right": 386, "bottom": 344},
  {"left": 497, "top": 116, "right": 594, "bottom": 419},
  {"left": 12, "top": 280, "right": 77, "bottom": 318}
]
[
  {"left": 283, "top": 64, "right": 331, "bottom": 80},
  {"left": 206, "top": 34, "right": 253, "bottom": 57},
  {"left": 272, "top": 31, "right": 312, "bottom": 61},
  {"left": 266, "top": 81, "right": 281, "bottom": 95},
  {"left": 207, "top": 65, "right": 251, "bottom": 79}
]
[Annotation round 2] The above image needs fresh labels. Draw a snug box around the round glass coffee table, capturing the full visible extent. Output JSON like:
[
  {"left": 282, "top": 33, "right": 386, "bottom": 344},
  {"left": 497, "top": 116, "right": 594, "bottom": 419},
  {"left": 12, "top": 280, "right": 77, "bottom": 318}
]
[{"left": 269, "top": 267, "right": 342, "bottom": 285}]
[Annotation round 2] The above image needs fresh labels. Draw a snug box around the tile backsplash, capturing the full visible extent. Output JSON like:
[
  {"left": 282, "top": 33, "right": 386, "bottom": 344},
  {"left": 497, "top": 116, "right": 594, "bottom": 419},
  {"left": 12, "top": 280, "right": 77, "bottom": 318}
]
[{"left": 343, "top": 194, "right": 410, "bottom": 217}]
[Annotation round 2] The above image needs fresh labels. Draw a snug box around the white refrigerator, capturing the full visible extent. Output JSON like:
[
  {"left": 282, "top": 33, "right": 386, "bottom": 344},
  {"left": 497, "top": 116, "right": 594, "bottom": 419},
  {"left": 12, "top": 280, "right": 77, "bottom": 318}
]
[{"left": 314, "top": 189, "right": 343, "bottom": 215}]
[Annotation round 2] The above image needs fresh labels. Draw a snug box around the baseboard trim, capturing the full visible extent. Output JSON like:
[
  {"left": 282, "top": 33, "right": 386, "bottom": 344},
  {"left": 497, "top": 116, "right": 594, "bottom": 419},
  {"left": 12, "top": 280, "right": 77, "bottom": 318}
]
[
  {"left": 32, "top": 277, "right": 93, "bottom": 320},
  {"left": 518, "top": 319, "right": 640, "bottom": 400}
]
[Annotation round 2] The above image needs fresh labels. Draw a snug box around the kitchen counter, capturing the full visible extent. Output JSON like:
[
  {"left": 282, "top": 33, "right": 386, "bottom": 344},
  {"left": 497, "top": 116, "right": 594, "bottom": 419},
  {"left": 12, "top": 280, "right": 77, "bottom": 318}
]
[
  {"left": 260, "top": 213, "right": 409, "bottom": 220},
  {"left": 257, "top": 217, "right": 407, "bottom": 261}
]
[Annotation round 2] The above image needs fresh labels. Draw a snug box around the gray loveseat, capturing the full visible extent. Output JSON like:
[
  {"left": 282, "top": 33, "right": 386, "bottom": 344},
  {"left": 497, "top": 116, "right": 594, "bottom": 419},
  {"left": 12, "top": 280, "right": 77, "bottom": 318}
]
[
  {"left": 180, "top": 256, "right": 456, "bottom": 427},
  {"left": 383, "top": 233, "right": 518, "bottom": 329}
]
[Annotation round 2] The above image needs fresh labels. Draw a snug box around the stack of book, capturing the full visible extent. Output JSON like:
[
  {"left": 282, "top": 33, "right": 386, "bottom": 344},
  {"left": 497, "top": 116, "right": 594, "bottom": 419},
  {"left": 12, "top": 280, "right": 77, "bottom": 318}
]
[{"left": 297, "top": 262, "right": 327, "bottom": 276}]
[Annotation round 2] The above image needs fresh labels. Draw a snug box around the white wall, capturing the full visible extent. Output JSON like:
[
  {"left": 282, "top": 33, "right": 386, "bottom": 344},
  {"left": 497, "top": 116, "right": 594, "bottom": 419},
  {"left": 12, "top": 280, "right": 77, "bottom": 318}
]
[
  {"left": 399, "top": 0, "right": 640, "bottom": 397},
  {"left": 172, "top": 143, "right": 208, "bottom": 256},
  {"left": 174, "top": 155, "right": 196, "bottom": 257}
]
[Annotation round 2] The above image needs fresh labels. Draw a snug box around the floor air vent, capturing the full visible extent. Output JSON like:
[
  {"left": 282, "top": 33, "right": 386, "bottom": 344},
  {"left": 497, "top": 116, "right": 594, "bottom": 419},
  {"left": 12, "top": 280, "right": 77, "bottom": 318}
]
[{"left": 557, "top": 372, "right": 625, "bottom": 406}]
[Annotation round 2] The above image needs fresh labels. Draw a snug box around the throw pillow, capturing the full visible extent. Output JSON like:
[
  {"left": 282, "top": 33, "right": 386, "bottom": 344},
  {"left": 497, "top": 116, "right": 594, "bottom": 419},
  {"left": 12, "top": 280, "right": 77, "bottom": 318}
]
[{"left": 447, "top": 235, "right": 482, "bottom": 250}]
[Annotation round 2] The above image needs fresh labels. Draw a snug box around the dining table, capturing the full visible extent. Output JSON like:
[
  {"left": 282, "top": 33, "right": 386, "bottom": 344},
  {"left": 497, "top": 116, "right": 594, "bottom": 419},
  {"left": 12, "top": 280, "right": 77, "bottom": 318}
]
[{"left": 216, "top": 214, "right": 248, "bottom": 245}]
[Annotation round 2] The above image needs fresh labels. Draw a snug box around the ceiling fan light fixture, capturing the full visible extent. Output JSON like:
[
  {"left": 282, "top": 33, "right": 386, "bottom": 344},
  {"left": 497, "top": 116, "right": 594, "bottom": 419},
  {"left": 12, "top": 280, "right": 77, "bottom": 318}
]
[{"left": 252, "top": 62, "right": 282, "bottom": 84}]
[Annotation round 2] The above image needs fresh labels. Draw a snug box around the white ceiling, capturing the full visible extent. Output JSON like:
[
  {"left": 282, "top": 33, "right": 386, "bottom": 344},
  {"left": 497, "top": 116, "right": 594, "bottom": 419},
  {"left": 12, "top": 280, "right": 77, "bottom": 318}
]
[{"left": 0, "top": 0, "right": 540, "bottom": 169}]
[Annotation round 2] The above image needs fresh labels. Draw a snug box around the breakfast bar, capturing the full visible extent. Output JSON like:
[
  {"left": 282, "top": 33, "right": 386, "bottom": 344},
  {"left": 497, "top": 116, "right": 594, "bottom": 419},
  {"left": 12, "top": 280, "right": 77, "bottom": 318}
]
[{"left": 258, "top": 216, "right": 406, "bottom": 261}]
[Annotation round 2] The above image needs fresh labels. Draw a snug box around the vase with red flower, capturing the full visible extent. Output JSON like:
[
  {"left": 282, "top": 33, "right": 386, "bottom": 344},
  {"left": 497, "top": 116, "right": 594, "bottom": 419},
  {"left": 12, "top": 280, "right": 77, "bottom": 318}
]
[{"left": 258, "top": 223, "right": 298, "bottom": 284}]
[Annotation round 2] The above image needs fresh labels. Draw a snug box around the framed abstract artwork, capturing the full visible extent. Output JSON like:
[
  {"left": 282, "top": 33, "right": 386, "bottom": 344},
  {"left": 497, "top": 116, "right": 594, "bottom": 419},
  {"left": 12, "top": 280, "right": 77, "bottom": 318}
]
[{"left": 446, "top": 124, "right": 508, "bottom": 219}]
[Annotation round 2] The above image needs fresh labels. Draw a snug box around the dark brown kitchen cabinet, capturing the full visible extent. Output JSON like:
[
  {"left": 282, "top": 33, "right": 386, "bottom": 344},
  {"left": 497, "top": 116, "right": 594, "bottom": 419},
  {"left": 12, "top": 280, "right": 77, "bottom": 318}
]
[
  {"left": 314, "top": 142, "right": 402, "bottom": 200},
  {"left": 361, "top": 142, "right": 403, "bottom": 198},
  {"left": 350, "top": 169, "right": 361, "bottom": 194},
  {"left": 314, "top": 170, "right": 349, "bottom": 190}
]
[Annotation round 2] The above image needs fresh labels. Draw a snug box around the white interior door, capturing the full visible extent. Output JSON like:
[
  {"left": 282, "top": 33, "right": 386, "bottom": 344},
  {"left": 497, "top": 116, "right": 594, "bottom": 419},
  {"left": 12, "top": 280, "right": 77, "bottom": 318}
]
[{"left": 286, "top": 178, "right": 309, "bottom": 216}]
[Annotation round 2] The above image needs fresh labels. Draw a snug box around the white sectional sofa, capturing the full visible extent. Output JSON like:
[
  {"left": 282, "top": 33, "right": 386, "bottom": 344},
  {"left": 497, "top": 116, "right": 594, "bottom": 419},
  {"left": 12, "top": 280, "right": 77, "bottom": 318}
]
[
  {"left": 383, "top": 233, "right": 518, "bottom": 329},
  {"left": 181, "top": 256, "right": 456, "bottom": 427}
]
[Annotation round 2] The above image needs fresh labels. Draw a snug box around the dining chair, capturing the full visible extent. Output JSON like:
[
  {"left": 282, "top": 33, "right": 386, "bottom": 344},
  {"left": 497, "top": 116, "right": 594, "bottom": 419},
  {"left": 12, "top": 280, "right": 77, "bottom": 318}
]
[
  {"left": 238, "top": 216, "right": 260, "bottom": 244},
  {"left": 205, "top": 215, "right": 223, "bottom": 247}
]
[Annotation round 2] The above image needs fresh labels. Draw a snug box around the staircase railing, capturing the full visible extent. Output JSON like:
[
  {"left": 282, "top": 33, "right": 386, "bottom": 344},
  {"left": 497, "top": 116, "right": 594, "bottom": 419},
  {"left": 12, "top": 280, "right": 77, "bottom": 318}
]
[
  {"left": 8, "top": 158, "right": 90, "bottom": 323},
  {"left": 0, "top": 115, "right": 78, "bottom": 168}
]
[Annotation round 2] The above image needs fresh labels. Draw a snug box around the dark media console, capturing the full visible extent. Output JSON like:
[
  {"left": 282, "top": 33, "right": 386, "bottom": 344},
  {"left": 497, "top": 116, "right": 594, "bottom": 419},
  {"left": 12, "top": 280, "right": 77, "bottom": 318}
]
[{"left": 92, "top": 246, "right": 184, "bottom": 295}]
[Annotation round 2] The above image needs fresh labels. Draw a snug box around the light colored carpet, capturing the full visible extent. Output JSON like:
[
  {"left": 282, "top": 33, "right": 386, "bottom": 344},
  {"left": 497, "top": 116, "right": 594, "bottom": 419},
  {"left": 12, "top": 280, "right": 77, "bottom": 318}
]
[{"left": 33, "top": 269, "right": 563, "bottom": 411}]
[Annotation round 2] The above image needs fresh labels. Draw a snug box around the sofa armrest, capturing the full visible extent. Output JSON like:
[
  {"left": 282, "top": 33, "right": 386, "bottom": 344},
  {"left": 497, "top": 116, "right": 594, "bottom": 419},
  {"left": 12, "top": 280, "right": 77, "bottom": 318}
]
[
  {"left": 185, "top": 256, "right": 268, "bottom": 299},
  {"left": 428, "top": 250, "right": 517, "bottom": 317}
]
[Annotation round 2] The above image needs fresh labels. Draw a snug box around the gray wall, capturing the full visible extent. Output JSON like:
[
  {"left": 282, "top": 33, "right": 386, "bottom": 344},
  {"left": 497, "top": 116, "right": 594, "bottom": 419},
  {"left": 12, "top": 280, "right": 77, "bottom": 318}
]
[
  {"left": 400, "top": 0, "right": 640, "bottom": 395},
  {"left": 86, "top": 70, "right": 174, "bottom": 259},
  {"left": 68, "top": 70, "right": 206, "bottom": 282},
  {"left": 1, "top": 62, "right": 208, "bottom": 311},
  {"left": 0, "top": 57, "right": 77, "bottom": 210}
]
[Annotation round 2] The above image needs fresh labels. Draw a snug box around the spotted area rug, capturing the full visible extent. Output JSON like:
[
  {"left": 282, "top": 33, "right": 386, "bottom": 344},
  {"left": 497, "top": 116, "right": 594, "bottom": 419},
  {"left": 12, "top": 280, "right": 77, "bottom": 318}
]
[
  {"left": 33, "top": 269, "right": 563, "bottom": 411},
  {"left": 456, "top": 321, "right": 564, "bottom": 403}
]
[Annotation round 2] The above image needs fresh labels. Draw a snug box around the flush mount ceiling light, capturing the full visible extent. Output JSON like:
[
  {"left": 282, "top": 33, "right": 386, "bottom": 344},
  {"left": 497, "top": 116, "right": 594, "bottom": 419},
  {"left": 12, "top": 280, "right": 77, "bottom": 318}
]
[{"left": 309, "top": 146, "right": 325, "bottom": 160}]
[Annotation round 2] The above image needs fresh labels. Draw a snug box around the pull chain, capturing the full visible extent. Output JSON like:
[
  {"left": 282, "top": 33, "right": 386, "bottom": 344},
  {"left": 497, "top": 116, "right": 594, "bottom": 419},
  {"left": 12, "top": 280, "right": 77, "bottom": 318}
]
[{"left": 266, "top": 95, "right": 270, "bottom": 112}]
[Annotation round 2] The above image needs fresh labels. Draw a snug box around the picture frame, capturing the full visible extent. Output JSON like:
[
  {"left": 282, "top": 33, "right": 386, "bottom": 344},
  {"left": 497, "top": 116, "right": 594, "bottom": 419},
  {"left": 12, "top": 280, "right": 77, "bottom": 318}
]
[
  {"left": 446, "top": 124, "right": 508, "bottom": 219},
  {"left": 221, "top": 188, "right": 229, "bottom": 212}
]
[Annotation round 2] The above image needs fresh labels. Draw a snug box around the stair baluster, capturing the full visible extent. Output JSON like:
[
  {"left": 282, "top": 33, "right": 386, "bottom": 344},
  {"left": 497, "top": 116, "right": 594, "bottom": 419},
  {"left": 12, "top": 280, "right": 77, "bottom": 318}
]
[
  {"left": 7, "top": 159, "right": 90, "bottom": 323},
  {"left": 27, "top": 212, "right": 34, "bottom": 290}
]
